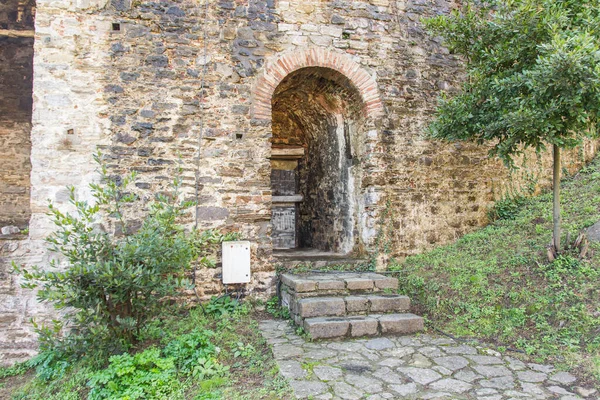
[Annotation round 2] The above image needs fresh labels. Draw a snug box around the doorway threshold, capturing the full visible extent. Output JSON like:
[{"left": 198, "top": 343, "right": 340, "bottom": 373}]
[{"left": 272, "top": 248, "right": 369, "bottom": 271}]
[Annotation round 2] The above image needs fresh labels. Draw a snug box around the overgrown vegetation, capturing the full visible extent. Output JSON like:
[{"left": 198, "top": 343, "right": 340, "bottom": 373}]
[
  {"left": 13, "top": 155, "right": 209, "bottom": 357},
  {"left": 265, "top": 296, "right": 290, "bottom": 320},
  {"left": 391, "top": 156, "right": 600, "bottom": 384},
  {"left": 0, "top": 155, "right": 291, "bottom": 399},
  {"left": 1, "top": 299, "right": 291, "bottom": 399}
]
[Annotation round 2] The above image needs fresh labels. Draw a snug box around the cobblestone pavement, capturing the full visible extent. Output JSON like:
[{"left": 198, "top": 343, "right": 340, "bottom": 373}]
[{"left": 259, "top": 320, "right": 597, "bottom": 400}]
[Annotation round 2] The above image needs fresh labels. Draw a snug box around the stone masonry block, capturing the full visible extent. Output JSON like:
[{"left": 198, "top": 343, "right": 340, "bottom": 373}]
[
  {"left": 293, "top": 314, "right": 303, "bottom": 326},
  {"left": 369, "top": 295, "right": 410, "bottom": 313},
  {"left": 373, "top": 276, "right": 399, "bottom": 290},
  {"left": 378, "top": 314, "right": 424, "bottom": 334},
  {"left": 345, "top": 296, "right": 369, "bottom": 313},
  {"left": 297, "top": 297, "right": 346, "bottom": 318},
  {"left": 349, "top": 317, "right": 378, "bottom": 337},
  {"left": 316, "top": 279, "right": 346, "bottom": 291},
  {"left": 304, "top": 317, "right": 349, "bottom": 339},
  {"left": 281, "top": 274, "right": 317, "bottom": 293},
  {"left": 280, "top": 289, "right": 298, "bottom": 314},
  {"left": 345, "top": 277, "right": 374, "bottom": 291}
]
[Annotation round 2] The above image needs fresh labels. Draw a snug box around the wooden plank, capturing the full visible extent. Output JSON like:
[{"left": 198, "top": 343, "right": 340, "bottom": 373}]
[
  {"left": 271, "top": 147, "right": 305, "bottom": 159},
  {"left": 0, "top": 29, "right": 35, "bottom": 38}
]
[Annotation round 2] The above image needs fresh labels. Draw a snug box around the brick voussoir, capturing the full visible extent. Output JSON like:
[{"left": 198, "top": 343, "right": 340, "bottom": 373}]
[{"left": 254, "top": 48, "right": 385, "bottom": 120}]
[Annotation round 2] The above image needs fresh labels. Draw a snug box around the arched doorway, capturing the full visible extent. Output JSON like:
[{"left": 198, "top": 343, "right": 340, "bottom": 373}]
[
  {"left": 252, "top": 48, "right": 385, "bottom": 257},
  {"left": 270, "top": 67, "right": 366, "bottom": 254}
]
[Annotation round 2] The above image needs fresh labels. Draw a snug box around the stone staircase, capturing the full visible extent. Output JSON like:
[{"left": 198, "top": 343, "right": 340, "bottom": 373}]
[{"left": 279, "top": 272, "right": 424, "bottom": 339}]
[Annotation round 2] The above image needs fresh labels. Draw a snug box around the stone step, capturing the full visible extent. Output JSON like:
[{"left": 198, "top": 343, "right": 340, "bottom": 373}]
[
  {"left": 280, "top": 272, "right": 398, "bottom": 298},
  {"left": 295, "top": 294, "right": 410, "bottom": 319},
  {"left": 303, "top": 313, "right": 424, "bottom": 339}
]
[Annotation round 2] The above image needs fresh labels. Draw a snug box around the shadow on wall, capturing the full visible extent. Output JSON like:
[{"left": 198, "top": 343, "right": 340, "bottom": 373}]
[{"left": 0, "top": 0, "right": 35, "bottom": 231}]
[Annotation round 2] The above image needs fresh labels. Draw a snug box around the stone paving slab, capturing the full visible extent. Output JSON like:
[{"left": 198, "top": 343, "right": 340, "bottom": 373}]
[{"left": 259, "top": 320, "right": 597, "bottom": 400}]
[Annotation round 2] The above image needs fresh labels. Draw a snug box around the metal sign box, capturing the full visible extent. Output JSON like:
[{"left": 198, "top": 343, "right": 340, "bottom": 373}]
[{"left": 222, "top": 241, "right": 251, "bottom": 284}]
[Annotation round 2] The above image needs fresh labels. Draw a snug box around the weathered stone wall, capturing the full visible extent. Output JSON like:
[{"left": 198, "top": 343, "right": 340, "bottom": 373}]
[
  {"left": 0, "top": 0, "right": 36, "bottom": 365},
  {"left": 0, "top": 0, "right": 112, "bottom": 366},
  {"left": 1, "top": 0, "right": 598, "bottom": 365}
]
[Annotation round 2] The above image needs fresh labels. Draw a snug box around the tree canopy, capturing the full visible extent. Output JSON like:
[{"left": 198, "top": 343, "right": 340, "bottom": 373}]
[{"left": 425, "top": 0, "right": 600, "bottom": 168}]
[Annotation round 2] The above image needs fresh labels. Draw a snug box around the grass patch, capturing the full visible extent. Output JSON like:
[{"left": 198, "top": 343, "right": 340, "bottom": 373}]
[
  {"left": 0, "top": 299, "right": 291, "bottom": 400},
  {"left": 391, "top": 156, "right": 600, "bottom": 385}
]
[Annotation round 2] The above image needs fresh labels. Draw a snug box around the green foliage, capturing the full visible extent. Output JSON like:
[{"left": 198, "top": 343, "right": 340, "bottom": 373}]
[
  {"left": 12, "top": 153, "right": 215, "bottom": 356},
  {"left": 488, "top": 194, "right": 528, "bottom": 221},
  {"left": 162, "top": 329, "right": 225, "bottom": 378},
  {"left": 27, "top": 349, "right": 71, "bottom": 382},
  {"left": 0, "top": 362, "right": 30, "bottom": 379},
  {"left": 7, "top": 304, "right": 292, "bottom": 400},
  {"left": 392, "top": 156, "right": 600, "bottom": 382},
  {"left": 85, "top": 336, "right": 229, "bottom": 400},
  {"left": 232, "top": 342, "right": 256, "bottom": 359},
  {"left": 425, "top": 0, "right": 600, "bottom": 167},
  {"left": 87, "top": 348, "right": 182, "bottom": 400},
  {"left": 265, "top": 296, "right": 290, "bottom": 319},
  {"left": 204, "top": 295, "right": 241, "bottom": 317}
]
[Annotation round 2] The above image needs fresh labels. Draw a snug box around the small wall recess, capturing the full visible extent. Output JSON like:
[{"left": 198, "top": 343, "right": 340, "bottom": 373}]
[{"left": 111, "top": 23, "right": 121, "bottom": 32}]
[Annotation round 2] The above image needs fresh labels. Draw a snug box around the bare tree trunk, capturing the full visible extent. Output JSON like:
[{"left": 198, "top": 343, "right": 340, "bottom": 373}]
[{"left": 553, "top": 144, "right": 561, "bottom": 253}]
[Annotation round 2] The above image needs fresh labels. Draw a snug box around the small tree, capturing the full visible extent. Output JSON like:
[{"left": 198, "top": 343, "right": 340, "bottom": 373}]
[
  {"left": 15, "top": 154, "right": 209, "bottom": 356},
  {"left": 425, "top": 0, "right": 600, "bottom": 253}
]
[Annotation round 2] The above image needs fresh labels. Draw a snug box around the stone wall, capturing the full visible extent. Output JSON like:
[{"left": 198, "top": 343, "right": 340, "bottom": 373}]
[
  {"left": 1, "top": 0, "right": 598, "bottom": 365},
  {"left": 0, "top": 0, "right": 112, "bottom": 366}
]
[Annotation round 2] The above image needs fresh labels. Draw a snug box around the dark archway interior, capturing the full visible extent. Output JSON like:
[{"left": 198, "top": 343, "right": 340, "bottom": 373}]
[
  {"left": 0, "top": 0, "right": 35, "bottom": 229},
  {"left": 271, "top": 67, "right": 365, "bottom": 253}
]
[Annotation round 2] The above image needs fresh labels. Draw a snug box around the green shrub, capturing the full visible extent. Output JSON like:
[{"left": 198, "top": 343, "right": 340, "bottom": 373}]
[{"left": 14, "top": 154, "right": 210, "bottom": 356}]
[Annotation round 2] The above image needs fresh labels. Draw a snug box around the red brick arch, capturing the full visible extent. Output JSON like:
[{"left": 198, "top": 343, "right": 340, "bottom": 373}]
[{"left": 252, "top": 48, "right": 385, "bottom": 121}]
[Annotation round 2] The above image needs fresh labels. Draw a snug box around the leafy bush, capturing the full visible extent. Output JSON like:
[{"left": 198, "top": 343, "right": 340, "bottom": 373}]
[
  {"left": 87, "top": 347, "right": 182, "bottom": 400},
  {"left": 86, "top": 328, "right": 228, "bottom": 400},
  {"left": 204, "top": 295, "right": 240, "bottom": 317},
  {"left": 14, "top": 155, "right": 209, "bottom": 356},
  {"left": 8, "top": 303, "right": 291, "bottom": 400},
  {"left": 27, "top": 348, "right": 71, "bottom": 382},
  {"left": 488, "top": 195, "right": 528, "bottom": 221},
  {"left": 163, "top": 329, "right": 221, "bottom": 376}
]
